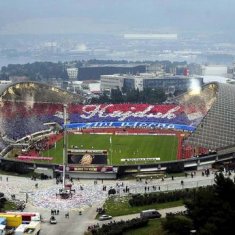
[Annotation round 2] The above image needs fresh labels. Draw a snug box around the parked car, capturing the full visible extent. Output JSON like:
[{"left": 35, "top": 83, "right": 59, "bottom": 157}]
[
  {"left": 50, "top": 216, "right": 57, "bottom": 224},
  {"left": 140, "top": 209, "right": 161, "bottom": 219},
  {"left": 98, "top": 214, "right": 112, "bottom": 221}
]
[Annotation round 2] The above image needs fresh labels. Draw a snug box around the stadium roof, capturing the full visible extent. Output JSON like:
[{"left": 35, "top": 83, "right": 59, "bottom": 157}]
[
  {"left": 0, "top": 81, "right": 84, "bottom": 104},
  {"left": 183, "top": 82, "right": 235, "bottom": 150},
  {"left": 0, "top": 83, "right": 11, "bottom": 95}
]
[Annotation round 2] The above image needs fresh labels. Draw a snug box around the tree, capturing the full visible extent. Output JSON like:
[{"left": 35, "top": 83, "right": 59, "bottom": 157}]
[
  {"left": 1, "top": 161, "right": 31, "bottom": 174},
  {"left": 185, "top": 173, "right": 235, "bottom": 235},
  {"left": 110, "top": 88, "right": 123, "bottom": 103},
  {"left": 163, "top": 215, "right": 193, "bottom": 235},
  {"left": 162, "top": 174, "right": 235, "bottom": 235}
]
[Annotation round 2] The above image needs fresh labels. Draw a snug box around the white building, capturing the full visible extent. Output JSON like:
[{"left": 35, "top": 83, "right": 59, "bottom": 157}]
[
  {"left": 67, "top": 68, "right": 78, "bottom": 81},
  {"left": 100, "top": 74, "right": 126, "bottom": 91},
  {"left": 0, "top": 80, "right": 12, "bottom": 84},
  {"left": 123, "top": 34, "right": 178, "bottom": 40},
  {"left": 201, "top": 65, "right": 228, "bottom": 77}
]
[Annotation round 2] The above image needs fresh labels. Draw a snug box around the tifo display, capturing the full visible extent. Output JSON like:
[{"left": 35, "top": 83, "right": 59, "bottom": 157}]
[{"left": 0, "top": 102, "right": 206, "bottom": 141}]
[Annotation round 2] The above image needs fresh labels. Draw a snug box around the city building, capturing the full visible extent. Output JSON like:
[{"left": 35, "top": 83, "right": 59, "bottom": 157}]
[
  {"left": 101, "top": 73, "right": 203, "bottom": 93},
  {"left": 0, "top": 80, "right": 12, "bottom": 85},
  {"left": 142, "top": 76, "right": 203, "bottom": 92},
  {"left": 123, "top": 33, "right": 178, "bottom": 40},
  {"left": 227, "top": 62, "right": 235, "bottom": 79},
  {"left": 67, "top": 68, "right": 78, "bottom": 81},
  {"left": 100, "top": 74, "right": 126, "bottom": 91},
  {"left": 81, "top": 80, "right": 101, "bottom": 93},
  {"left": 201, "top": 65, "right": 228, "bottom": 77}
]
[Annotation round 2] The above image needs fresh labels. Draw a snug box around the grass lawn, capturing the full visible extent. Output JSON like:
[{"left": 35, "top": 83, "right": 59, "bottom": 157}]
[
  {"left": 42, "top": 134, "right": 178, "bottom": 164},
  {"left": 103, "top": 196, "right": 183, "bottom": 217},
  {"left": 3, "top": 201, "right": 18, "bottom": 210},
  {"left": 123, "top": 219, "right": 165, "bottom": 235},
  {"left": 0, "top": 170, "right": 34, "bottom": 178}
]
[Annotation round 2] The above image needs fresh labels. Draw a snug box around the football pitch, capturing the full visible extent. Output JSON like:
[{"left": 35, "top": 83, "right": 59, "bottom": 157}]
[{"left": 42, "top": 134, "right": 178, "bottom": 165}]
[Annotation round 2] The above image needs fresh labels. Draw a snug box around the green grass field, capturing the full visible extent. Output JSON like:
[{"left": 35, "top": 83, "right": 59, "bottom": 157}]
[
  {"left": 123, "top": 219, "right": 165, "bottom": 235},
  {"left": 103, "top": 196, "right": 183, "bottom": 217},
  {"left": 42, "top": 134, "right": 178, "bottom": 165}
]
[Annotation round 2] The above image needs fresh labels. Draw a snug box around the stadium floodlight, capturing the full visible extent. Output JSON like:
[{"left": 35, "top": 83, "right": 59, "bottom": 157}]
[
  {"left": 62, "top": 104, "right": 67, "bottom": 190},
  {"left": 189, "top": 78, "right": 201, "bottom": 95},
  {"left": 58, "top": 104, "right": 74, "bottom": 199}
]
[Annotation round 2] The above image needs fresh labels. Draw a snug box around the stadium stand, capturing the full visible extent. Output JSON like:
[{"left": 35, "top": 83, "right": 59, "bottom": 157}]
[
  {"left": 0, "top": 81, "right": 82, "bottom": 140},
  {"left": 68, "top": 104, "right": 193, "bottom": 125},
  {"left": 0, "top": 136, "right": 7, "bottom": 152},
  {"left": 0, "top": 81, "right": 83, "bottom": 104},
  {"left": 183, "top": 83, "right": 235, "bottom": 150},
  {"left": 0, "top": 102, "right": 63, "bottom": 140},
  {"left": 0, "top": 81, "right": 235, "bottom": 161},
  {"left": 0, "top": 101, "right": 200, "bottom": 140}
]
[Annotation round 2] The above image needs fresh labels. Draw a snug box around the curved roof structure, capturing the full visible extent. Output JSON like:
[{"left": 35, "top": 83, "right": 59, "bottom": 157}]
[
  {"left": 0, "top": 81, "right": 84, "bottom": 104},
  {"left": 0, "top": 83, "right": 10, "bottom": 95},
  {"left": 183, "top": 82, "right": 235, "bottom": 150}
]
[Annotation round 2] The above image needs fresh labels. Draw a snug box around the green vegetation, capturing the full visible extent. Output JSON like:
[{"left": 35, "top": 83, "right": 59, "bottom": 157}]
[
  {"left": 163, "top": 215, "right": 193, "bottom": 235},
  {"left": 0, "top": 61, "right": 68, "bottom": 81},
  {"left": 103, "top": 196, "right": 183, "bottom": 217},
  {"left": 0, "top": 192, "right": 18, "bottom": 211},
  {"left": 42, "top": 134, "right": 178, "bottom": 164},
  {"left": 129, "top": 189, "right": 197, "bottom": 207},
  {"left": 0, "top": 162, "right": 33, "bottom": 175},
  {"left": 91, "top": 218, "right": 149, "bottom": 235},
  {"left": 165, "top": 172, "right": 185, "bottom": 178},
  {"left": 0, "top": 169, "right": 33, "bottom": 177},
  {"left": 162, "top": 173, "right": 235, "bottom": 235},
  {"left": 123, "top": 219, "right": 165, "bottom": 235},
  {"left": 3, "top": 201, "right": 18, "bottom": 211},
  {"left": 91, "top": 87, "right": 167, "bottom": 104},
  {"left": 95, "top": 174, "right": 235, "bottom": 235}
]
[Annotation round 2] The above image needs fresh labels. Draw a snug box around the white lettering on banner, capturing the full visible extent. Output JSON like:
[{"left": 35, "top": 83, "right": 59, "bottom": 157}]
[
  {"left": 85, "top": 123, "right": 93, "bottom": 128},
  {"left": 87, "top": 122, "right": 113, "bottom": 127},
  {"left": 121, "top": 158, "right": 160, "bottom": 162},
  {"left": 121, "top": 122, "right": 138, "bottom": 128},
  {"left": 167, "top": 124, "right": 175, "bottom": 129},
  {"left": 138, "top": 123, "right": 148, "bottom": 127},
  {"left": 66, "top": 122, "right": 181, "bottom": 130},
  {"left": 80, "top": 105, "right": 181, "bottom": 121},
  {"left": 101, "top": 122, "right": 113, "bottom": 127}
]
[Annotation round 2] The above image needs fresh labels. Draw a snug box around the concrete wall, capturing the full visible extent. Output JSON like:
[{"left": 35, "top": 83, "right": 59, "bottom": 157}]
[{"left": 67, "top": 172, "right": 117, "bottom": 179}]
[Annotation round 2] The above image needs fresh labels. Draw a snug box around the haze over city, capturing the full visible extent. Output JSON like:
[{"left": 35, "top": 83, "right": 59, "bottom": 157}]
[
  {"left": 0, "top": 1, "right": 235, "bottom": 235},
  {"left": 0, "top": 0, "right": 235, "bottom": 67},
  {"left": 0, "top": 0, "right": 234, "bottom": 35}
]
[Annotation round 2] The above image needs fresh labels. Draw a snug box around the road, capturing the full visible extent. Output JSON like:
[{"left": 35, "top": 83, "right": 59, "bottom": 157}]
[
  {"left": 39, "top": 206, "right": 98, "bottom": 235},
  {"left": 39, "top": 205, "right": 186, "bottom": 235},
  {"left": 109, "top": 206, "right": 186, "bottom": 222}
]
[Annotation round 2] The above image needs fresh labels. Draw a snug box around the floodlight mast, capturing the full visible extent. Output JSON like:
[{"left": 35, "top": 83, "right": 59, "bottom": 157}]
[{"left": 62, "top": 104, "right": 68, "bottom": 190}]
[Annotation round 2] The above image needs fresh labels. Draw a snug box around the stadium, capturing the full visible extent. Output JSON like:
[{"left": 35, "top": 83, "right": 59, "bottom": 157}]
[{"left": 0, "top": 81, "right": 235, "bottom": 178}]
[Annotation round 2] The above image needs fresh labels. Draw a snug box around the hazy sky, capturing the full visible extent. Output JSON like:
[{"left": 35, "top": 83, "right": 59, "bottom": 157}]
[{"left": 0, "top": 0, "right": 234, "bottom": 35}]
